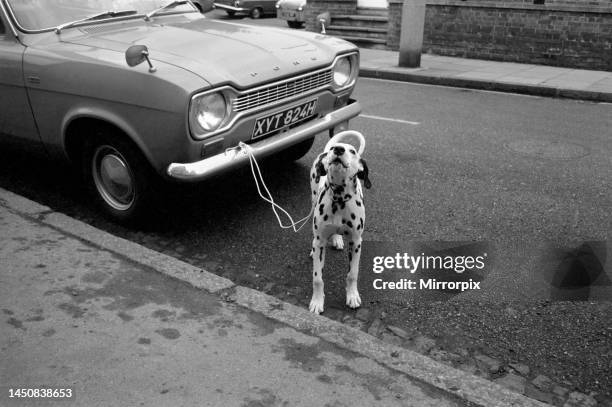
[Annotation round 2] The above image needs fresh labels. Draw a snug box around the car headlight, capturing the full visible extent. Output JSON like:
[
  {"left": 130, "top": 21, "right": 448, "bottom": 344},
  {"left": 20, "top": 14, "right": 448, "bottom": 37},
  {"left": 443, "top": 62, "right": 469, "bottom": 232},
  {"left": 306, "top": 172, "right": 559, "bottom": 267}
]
[
  {"left": 332, "top": 56, "right": 353, "bottom": 88},
  {"left": 190, "top": 92, "right": 228, "bottom": 134}
]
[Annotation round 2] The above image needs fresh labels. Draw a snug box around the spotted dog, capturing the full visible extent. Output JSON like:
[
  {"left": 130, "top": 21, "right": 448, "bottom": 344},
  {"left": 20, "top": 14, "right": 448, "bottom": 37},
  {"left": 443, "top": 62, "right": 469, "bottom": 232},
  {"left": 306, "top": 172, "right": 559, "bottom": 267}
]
[{"left": 309, "top": 141, "right": 371, "bottom": 314}]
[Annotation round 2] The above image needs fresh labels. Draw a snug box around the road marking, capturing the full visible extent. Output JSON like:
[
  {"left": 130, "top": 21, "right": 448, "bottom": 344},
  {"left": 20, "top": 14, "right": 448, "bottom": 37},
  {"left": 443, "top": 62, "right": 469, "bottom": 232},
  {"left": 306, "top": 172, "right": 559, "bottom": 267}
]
[{"left": 360, "top": 114, "right": 420, "bottom": 125}]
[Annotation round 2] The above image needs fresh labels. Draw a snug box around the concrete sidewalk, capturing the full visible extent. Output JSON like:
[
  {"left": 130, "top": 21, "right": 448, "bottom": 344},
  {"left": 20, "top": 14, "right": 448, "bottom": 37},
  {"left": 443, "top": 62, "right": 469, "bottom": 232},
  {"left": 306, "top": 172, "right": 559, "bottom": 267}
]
[
  {"left": 0, "top": 188, "right": 549, "bottom": 407},
  {"left": 359, "top": 48, "right": 612, "bottom": 102}
]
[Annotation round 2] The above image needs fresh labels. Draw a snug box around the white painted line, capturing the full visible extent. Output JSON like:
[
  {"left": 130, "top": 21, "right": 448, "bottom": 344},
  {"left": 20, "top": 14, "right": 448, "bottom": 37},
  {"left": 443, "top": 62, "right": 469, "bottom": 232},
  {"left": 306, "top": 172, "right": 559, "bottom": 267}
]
[{"left": 360, "top": 114, "right": 420, "bottom": 125}]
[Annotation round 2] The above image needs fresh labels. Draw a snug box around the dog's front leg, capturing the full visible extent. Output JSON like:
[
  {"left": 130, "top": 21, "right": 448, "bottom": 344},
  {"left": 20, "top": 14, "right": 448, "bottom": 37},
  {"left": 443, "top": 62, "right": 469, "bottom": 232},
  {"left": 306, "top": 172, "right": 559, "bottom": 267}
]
[
  {"left": 309, "top": 239, "right": 326, "bottom": 314},
  {"left": 346, "top": 237, "right": 362, "bottom": 309}
]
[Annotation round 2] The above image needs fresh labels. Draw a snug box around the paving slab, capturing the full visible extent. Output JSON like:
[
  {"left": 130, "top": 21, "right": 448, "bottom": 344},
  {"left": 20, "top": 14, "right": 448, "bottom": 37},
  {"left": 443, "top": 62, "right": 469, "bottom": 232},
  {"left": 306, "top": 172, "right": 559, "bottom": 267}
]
[
  {"left": 0, "top": 205, "right": 463, "bottom": 407},
  {"left": 0, "top": 188, "right": 553, "bottom": 407}
]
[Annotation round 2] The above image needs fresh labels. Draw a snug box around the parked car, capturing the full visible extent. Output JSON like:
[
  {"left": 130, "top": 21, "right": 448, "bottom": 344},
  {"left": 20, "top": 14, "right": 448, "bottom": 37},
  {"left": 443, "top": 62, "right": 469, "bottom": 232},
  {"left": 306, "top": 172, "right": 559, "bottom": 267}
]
[
  {"left": 191, "top": 0, "right": 215, "bottom": 13},
  {"left": 276, "top": 0, "right": 306, "bottom": 28},
  {"left": 0, "top": 0, "right": 361, "bottom": 223},
  {"left": 213, "top": 0, "right": 276, "bottom": 18}
]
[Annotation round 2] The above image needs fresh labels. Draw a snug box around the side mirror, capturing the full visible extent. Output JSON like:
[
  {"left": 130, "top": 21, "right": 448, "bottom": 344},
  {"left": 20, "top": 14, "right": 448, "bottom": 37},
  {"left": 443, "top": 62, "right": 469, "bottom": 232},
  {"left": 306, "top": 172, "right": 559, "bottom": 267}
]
[
  {"left": 125, "top": 45, "right": 156, "bottom": 73},
  {"left": 316, "top": 12, "right": 330, "bottom": 34}
]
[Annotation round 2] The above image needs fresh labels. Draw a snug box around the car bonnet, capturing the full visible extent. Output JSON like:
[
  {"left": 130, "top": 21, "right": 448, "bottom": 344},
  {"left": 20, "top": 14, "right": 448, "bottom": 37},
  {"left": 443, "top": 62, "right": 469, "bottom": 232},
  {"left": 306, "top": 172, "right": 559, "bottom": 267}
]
[{"left": 60, "top": 17, "right": 354, "bottom": 89}]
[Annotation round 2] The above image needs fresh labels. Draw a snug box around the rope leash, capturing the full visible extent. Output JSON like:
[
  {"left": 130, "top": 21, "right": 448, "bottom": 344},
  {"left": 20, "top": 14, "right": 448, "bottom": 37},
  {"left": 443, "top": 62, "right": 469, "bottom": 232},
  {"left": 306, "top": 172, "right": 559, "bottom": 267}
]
[
  {"left": 238, "top": 141, "right": 315, "bottom": 232},
  {"left": 235, "top": 130, "right": 366, "bottom": 233}
]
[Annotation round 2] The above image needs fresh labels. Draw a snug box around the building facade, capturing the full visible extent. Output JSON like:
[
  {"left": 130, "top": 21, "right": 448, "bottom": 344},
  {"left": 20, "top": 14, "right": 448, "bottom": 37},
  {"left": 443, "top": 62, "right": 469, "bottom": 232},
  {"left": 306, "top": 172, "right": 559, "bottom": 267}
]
[{"left": 306, "top": 0, "right": 612, "bottom": 70}]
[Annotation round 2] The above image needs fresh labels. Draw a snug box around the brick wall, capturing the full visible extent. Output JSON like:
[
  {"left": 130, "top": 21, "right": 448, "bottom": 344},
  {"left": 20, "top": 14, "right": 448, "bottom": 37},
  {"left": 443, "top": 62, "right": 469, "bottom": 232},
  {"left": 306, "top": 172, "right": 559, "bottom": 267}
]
[
  {"left": 305, "top": 0, "right": 612, "bottom": 71},
  {"left": 416, "top": 0, "right": 612, "bottom": 70}
]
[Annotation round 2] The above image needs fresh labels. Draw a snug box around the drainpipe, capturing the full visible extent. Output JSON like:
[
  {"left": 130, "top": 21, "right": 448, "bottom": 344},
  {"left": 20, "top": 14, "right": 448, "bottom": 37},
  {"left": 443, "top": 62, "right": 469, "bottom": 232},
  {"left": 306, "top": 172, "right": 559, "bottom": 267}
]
[{"left": 398, "top": 0, "right": 426, "bottom": 68}]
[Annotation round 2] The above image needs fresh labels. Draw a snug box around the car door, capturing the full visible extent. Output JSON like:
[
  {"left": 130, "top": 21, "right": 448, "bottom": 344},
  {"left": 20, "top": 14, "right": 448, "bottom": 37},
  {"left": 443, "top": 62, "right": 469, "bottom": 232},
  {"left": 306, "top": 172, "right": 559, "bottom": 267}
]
[
  {"left": 0, "top": 10, "right": 40, "bottom": 142},
  {"left": 263, "top": 0, "right": 277, "bottom": 14}
]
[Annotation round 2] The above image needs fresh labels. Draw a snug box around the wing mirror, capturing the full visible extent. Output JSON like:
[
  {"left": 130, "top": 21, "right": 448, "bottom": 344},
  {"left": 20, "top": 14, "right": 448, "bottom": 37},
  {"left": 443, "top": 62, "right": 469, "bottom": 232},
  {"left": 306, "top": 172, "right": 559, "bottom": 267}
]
[
  {"left": 317, "top": 12, "right": 330, "bottom": 34},
  {"left": 125, "top": 45, "right": 157, "bottom": 73}
]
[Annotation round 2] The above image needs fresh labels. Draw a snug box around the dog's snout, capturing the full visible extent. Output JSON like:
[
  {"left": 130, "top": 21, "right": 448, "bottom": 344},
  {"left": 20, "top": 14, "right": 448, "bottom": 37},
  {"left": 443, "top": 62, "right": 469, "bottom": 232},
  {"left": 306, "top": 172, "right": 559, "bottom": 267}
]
[{"left": 332, "top": 146, "right": 345, "bottom": 156}]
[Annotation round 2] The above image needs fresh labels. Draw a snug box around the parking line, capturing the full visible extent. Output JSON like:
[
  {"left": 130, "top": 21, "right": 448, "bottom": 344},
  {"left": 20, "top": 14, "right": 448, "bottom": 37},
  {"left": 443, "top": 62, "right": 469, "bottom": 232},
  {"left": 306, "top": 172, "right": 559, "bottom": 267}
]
[{"left": 359, "top": 114, "right": 420, "bottom": 125}]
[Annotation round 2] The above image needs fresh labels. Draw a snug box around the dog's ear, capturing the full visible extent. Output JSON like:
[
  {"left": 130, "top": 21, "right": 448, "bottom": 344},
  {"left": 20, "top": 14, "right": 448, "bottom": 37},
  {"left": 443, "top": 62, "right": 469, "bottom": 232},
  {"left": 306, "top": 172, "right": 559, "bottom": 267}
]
[
  {"left": 314, "top": 152, "right": 327, "bottom": 183},
  {"left": 358, "top": 158, "right": 371, "bottom": 189}
]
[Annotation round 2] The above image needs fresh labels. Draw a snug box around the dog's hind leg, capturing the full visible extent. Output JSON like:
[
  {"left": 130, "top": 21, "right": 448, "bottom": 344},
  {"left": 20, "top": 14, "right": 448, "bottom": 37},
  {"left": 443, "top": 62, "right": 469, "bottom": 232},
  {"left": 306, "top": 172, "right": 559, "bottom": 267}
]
[
  {"left": 309, "top": 239, "right": 326, "bottom": 314},
  {"left": 346, "top": 237, "right": 362, "bottom": 309}
]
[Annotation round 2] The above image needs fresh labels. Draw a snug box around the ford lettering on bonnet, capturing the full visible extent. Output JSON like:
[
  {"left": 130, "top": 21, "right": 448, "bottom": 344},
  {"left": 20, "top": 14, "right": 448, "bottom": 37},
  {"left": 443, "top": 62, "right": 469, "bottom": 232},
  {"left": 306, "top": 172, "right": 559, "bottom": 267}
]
[{"left": 0, "top": 0, "right": 361, "bottom": 224}]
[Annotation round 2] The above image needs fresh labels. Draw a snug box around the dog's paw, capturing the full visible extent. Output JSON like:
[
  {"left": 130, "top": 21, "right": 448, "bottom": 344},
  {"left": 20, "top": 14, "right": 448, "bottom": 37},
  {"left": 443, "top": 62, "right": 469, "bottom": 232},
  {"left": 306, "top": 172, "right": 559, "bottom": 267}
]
[
  {"left": 346, "top": 289, "right": 361, "bottom": 309},
  {"left": 309, "top": 297, "right": 325, "bottom": 314},
  {"left": 331, "top": 234, "right": 344, "bottom": 251}
]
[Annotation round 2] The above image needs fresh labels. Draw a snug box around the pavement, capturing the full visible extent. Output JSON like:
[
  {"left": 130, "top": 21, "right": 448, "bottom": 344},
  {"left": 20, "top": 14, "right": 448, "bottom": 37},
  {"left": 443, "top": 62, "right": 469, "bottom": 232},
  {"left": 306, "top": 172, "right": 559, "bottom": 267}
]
[
  {"left": 0, "top": 188, "right": 554, "bottom": 406},
  {"left": 358, "top": 48, "right": 612, "bottom": 103}
]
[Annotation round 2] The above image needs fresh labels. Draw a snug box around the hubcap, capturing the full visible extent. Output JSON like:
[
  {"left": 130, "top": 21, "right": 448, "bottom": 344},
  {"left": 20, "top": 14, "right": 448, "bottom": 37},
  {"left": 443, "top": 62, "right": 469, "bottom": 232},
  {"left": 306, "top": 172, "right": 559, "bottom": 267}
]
[{"left": 92, "top": 146, "right": 135, "bottom": 211}]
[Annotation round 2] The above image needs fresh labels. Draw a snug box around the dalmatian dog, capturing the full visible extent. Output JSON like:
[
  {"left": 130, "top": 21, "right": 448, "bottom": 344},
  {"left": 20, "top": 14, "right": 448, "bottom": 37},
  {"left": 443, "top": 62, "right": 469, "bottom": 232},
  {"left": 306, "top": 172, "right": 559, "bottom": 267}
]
[{"left": 309, "top": 131, "right": 371, "bottom": 314}]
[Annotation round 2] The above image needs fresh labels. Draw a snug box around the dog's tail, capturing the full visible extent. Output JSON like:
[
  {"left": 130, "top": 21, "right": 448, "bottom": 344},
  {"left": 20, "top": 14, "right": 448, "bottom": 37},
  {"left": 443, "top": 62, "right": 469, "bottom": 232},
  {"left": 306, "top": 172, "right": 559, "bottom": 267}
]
[{"left": 325, "top": 130, "right": 365, "bottom": 155}]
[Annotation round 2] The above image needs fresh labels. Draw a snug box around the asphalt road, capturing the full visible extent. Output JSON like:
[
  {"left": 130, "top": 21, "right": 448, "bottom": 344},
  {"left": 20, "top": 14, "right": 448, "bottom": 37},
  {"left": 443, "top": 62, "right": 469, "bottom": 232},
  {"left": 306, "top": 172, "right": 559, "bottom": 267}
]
[{"left": 1, "top": 66, "right": 611, "bottom": 397}]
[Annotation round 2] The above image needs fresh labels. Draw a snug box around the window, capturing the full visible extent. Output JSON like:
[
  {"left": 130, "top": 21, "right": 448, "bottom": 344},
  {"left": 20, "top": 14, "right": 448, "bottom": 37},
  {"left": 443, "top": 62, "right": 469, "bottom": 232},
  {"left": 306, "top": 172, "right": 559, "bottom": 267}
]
[{"left": 0, "top": 17, "right": 5, "bottom": 34}]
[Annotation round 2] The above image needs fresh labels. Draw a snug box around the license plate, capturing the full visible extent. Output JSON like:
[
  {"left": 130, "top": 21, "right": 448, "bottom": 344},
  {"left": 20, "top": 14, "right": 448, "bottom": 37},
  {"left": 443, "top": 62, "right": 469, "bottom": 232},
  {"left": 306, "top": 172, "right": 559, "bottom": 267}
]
[
  {"left": 280, "top": 10, "right": 297, "bottom": 18},
  {"left": 252, "top": 99, "right": 317, "bottom": 139}
]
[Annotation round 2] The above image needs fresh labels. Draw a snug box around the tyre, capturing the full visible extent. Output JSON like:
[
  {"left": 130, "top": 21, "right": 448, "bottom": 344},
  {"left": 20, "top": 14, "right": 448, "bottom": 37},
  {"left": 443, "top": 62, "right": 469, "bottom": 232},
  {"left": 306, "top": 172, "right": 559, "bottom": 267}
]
[
  {"left": 281, "top": 137, "right": 315, "bottom": 161},
  {"left": 226, "top": 10, "right": 236, "bottom": 17},
  {"left": 250, "top": 7, "right": 262, "bottom": 19},
  {"left": 287, "top": 20, "right": 304, "bottom": 29},
  {"left": 82, "top": 128, "right": 156, "bottom": 224}
]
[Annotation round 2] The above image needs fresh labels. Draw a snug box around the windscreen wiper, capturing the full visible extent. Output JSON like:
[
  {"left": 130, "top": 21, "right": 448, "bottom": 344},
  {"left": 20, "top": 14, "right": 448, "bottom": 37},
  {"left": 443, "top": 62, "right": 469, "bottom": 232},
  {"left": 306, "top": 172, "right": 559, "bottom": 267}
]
[
  {"left": 55, "top": 10, "right": 138, "bottom": 34},
  {"left": 144, "top": 1, "right": 191, "bottom": 21}
]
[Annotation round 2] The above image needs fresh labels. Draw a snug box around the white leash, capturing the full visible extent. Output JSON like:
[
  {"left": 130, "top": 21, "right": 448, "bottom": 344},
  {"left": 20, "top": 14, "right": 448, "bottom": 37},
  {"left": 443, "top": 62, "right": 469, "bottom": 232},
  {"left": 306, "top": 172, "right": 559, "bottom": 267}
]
[
  {"left": 238, "top": 141, "right": 314, "bottom": 232},
  {"left": 324, "top": 130, "right": 366, "bottom": 156},
  {"left": 236, "top": 130, "right": 366, "bottom": 233}
]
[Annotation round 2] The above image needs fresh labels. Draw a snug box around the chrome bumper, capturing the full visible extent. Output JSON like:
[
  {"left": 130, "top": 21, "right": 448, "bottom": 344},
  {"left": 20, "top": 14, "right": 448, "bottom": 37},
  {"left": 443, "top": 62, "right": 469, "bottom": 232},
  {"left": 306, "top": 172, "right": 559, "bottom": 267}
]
[
  {"left": 213, "top": 3, "right": 249, "bottom": 12},
  {"left": 278, "top": 9, "right": 305, "bottom": 21},
  {"left": 167, "top": 99, "right": 361, "bottom": 181}
]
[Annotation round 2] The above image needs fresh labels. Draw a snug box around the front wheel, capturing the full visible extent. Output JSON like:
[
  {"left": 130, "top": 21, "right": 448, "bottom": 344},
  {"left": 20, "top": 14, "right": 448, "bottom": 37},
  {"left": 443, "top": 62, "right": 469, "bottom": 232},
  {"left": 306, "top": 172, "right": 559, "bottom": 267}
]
[
  {"left": 250, "top": 7, "right": 262, "bottom": 18},
  {"left": 83, "top": 130, "right": 155, "bottom": 224}
]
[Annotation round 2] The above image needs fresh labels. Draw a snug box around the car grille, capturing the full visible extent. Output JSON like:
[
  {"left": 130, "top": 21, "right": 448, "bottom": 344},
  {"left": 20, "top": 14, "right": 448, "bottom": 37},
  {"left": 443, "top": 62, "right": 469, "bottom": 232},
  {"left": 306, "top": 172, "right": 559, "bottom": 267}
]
[{"left": 233, "top": 69, "right": 333, "bottom": 113}]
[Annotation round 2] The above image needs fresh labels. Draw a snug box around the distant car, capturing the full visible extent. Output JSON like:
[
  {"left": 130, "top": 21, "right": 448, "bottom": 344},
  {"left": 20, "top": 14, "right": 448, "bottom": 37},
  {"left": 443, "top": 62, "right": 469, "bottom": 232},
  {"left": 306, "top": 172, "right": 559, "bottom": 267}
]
[
  {"left": 213, "top": 0, "right": 276, "bottom": 18},
  {"left": 0, "top": 0, "right": 361, "bottom": 223},
  {"left": 276, "top": 0, "right": 306, "bottom": 28}
]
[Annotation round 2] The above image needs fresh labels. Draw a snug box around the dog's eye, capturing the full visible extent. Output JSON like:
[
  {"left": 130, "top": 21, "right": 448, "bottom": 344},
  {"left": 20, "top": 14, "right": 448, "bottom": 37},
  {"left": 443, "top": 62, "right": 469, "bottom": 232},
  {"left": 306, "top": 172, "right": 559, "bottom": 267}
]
[{"left": 350, "top": 149, "right": 356, "bottom": 155}]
